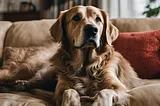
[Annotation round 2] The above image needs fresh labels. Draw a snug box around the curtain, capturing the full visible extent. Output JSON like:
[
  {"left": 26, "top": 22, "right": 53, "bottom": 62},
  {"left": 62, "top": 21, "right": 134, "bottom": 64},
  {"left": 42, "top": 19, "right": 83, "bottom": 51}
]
[{"left": 99, "top": 0, "right": 152, "bottom": 18}]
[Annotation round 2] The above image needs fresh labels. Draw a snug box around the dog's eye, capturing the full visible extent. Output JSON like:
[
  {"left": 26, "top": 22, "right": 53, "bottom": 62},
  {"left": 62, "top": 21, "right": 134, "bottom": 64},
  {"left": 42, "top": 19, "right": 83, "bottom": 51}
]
[
  {"left": 96, "top": 17, "right": 101, "bottom": 22},
  {"left": 72, "top": 15, "right": 81, "bottom": 22}
]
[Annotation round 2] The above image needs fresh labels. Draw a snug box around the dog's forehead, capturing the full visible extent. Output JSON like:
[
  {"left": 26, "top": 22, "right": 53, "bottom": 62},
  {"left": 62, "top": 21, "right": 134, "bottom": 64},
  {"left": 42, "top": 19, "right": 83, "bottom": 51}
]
[
  {"left": 66, "top": 6, "right": 102, "bottom": 18},
  {"left": 68, "top": 5, "right": 86, "bottom": 12},
  {"left": 86, "top": 6, "right": 102, "bottom": 14}
]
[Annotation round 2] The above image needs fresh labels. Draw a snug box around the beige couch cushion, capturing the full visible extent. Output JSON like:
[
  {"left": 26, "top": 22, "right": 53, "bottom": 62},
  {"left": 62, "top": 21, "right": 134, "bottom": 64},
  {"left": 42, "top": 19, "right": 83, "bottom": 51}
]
[
  {"left": 0, "top": 21, "right": 12, "bottom": 64},
  {"left": 127, "top": 83, "right": 160, "bottom": 106},
  {"left": 110, "top": 18, "right": 160, "bottom": 32},
  {"left": 0, "top": 92, "right": 51, "bottom": 106},
  {"left": 5, "top": 19, "right": 56, "bottom": 47}
]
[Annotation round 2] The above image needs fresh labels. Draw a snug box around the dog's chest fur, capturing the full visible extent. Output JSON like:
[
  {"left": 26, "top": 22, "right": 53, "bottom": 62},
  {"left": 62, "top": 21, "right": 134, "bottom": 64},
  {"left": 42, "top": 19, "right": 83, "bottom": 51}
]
[
  {"left": 56, "top": 48, "right": 109, "bottom": 96},
  {"left": 71, "top": 75, "right": 99, "bottom": 96},
  {"left": 60, "top": 65, "right": 104, "bottom": 96}
]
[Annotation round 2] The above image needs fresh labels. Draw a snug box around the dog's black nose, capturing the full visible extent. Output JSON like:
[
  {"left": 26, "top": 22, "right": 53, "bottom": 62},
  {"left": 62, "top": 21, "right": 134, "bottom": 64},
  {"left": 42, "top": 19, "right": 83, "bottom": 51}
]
[{"left": 84, "top": 24, "right": 98, "bottom": 36}]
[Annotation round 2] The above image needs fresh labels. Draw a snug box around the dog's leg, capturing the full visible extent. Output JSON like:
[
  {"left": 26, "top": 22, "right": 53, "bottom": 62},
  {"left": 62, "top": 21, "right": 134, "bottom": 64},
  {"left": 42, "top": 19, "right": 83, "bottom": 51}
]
[
  {"left": 61, "top": 89, "right": 81, "bottom": 106},
  {"left": 14, "top": 75, "right": 57, "bottom": 92},
  {"left": 91, "top": 89, "right": 115, "bottom": 106},
  {"left": 14, "top": 66, "right": 57, "bottom": 91},
  {"left": 55, "top": 79, "right": 81, "bottom": 106},
  {"left": 103, "top": 71, "right": 129, "bottom": 92},
  {"left": 13, "top": 76, "right": 44, "bottom": 91}
]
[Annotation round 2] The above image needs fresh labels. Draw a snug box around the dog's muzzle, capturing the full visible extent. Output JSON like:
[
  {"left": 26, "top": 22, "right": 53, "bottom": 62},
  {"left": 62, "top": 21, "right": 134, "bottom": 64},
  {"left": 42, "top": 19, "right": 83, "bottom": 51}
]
[{"left": 81, "top": 24, "right": 99, "bottom": 48}]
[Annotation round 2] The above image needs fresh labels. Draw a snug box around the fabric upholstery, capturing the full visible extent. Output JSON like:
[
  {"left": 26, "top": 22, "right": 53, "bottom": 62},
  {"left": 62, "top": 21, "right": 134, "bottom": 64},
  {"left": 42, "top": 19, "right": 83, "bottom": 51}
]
[
  {"left": 5, "top": 19, "right": 56, "bottom": 47},
  {"left": 0, "top": 21, "right": 12, "bottom": 65},
  {"left": 113, "top": 30, "right": 160, "bottom": 79},
  {"left": 128, "top": 83, "right": 160, "bottom": 106},
  {"left": 110, "top": 18, "right": 160, "bottom": 32},
  {"left": 0, "top": 92, "right": 51, "bottom": 106}
]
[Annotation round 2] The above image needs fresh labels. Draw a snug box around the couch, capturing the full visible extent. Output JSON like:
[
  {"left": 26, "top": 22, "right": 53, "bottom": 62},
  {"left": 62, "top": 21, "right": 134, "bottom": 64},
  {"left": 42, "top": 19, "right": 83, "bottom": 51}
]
[{"left": 0, "top": 18, "right": 160, "bottom": 106}]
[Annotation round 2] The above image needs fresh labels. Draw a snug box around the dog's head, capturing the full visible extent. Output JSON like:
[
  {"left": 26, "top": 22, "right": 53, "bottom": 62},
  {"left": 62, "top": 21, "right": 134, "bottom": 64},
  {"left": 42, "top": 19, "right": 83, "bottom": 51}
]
[{"left": 50, "top": 6, "right": 118, "bottom": 49}]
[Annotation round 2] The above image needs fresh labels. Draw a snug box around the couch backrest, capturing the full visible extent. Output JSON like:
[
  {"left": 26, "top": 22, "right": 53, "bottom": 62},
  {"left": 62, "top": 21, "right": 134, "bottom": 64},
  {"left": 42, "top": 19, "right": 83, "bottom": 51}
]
[
  {"left": 4, "top": 18, "right": 160, "bottom": 48},
  {"left": 110, "top": 18, "right": 160, "bottom": 32},
  {"left": 5, "top": 19, "right": 56, "bottom": 47}
]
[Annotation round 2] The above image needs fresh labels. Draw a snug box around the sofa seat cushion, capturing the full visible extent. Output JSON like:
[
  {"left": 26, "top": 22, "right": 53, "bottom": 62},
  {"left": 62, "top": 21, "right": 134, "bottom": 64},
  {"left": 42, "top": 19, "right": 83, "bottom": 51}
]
[
  {"left": 0, "top": 92, "right": 51, "bottom": 106},
  {"left": 127, "top": 83, "right": 160, "bottom": 106},
  {"left": 5, "top": 19, "right": 56, "bottom": 47},
  {"left": 113, "top": 30, "right": 160, "bottom": 79}
]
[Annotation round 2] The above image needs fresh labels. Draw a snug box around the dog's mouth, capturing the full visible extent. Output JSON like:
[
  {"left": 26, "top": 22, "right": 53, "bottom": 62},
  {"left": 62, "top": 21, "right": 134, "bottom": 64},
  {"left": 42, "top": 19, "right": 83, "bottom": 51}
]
[{"left": 75, "top": 39, "right": 98, "bottom": 49}]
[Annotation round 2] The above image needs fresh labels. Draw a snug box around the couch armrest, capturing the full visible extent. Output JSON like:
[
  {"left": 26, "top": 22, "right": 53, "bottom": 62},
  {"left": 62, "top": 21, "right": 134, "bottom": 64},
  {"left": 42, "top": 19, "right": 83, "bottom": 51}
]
[{"left": 0, "top": 21, "right": 12, "bottom": 66}]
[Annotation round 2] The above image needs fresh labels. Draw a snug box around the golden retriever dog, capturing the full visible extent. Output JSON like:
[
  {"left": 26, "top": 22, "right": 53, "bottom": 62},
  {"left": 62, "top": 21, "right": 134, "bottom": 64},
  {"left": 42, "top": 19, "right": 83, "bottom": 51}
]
[
  {"left": 0, "top": 5, "right": 159, "bottom": 106},
  {"left": 48, "top": 5, "right": 160, "bottom": 106}
]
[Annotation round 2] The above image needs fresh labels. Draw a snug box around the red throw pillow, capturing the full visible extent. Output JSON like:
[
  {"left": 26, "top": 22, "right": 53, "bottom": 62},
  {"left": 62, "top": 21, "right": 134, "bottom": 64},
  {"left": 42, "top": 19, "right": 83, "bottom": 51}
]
[{"left": 113, "top": 30, "right": 160, "bottom": 79}]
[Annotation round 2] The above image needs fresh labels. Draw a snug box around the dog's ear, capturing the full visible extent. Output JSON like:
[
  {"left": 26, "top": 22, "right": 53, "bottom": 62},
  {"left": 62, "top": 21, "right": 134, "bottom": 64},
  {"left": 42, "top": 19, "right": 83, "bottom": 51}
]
[
  {"left": 101, "top": 10, "right": 119, "bottom": 46},
  {"left": 50, "top": 10, "right": 67, "bottom": 42}
]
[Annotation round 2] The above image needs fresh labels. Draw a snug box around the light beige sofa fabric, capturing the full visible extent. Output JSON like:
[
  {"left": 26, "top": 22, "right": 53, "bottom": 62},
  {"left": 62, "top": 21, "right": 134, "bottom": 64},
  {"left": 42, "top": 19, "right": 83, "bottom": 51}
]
[
  {"left": 110, "top": 18, "right": 160, "bottom": 32},
  {"left": 127, "top": 83, "right": 160, "bottom": 106},
  {"left": 5, "top": 20, "right": 56, "bottom": 47},
  {"left": 0, "top": 92, "right": 51, "bottom": 106}
]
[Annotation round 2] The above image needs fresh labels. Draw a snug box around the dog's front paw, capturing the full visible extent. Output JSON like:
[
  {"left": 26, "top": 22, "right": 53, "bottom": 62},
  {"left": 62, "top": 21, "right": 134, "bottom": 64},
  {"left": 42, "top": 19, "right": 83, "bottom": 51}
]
[
  {"left": 91, "top": 89, "right": 119, "bottom": 106},
  {"left": 14, "top": 80, "right": 29, "bottom": 91},
  {"left": 61, "top": 89, "right": 81, "bottom": 106},
  {"left": 92, "top": 89, "right": 128, "bottom": 106}
]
